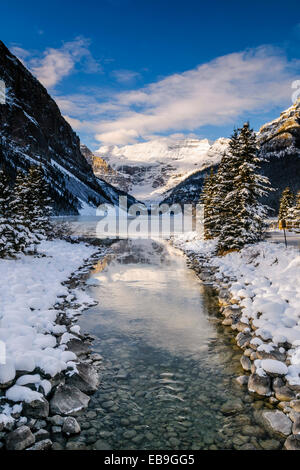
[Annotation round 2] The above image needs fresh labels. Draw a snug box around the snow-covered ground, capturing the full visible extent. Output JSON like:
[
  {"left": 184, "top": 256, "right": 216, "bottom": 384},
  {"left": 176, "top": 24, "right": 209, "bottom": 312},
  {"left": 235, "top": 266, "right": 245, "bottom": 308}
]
[
  {"left": 174, "top": 233, "right": 300, "bottom": 386},
  {"left": 0, "top": 239, "right": 97, "bottom": 426}
]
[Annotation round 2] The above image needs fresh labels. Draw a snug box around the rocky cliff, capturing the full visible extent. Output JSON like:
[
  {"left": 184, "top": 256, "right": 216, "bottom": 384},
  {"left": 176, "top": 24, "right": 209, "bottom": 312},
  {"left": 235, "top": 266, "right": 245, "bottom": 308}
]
[
  {"left": 163, "top": 101, "right": 300, "bottom": 212},
  {"left": 0, "top": 40, "right": 134, "bottom": 214}
]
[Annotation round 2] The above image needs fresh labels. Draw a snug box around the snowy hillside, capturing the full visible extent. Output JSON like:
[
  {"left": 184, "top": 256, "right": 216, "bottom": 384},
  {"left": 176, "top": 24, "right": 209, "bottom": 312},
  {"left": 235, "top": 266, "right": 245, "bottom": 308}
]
[
  {"left": 0, "top": 40, "right": 136, "bottom": 214},
  {"left": 95, "top": 137, "right": 229, "bottom": 202}
]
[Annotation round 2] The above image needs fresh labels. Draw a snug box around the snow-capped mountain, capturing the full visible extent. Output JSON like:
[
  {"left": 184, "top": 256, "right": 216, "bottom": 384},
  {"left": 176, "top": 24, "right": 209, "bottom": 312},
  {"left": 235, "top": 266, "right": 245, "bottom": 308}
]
[
  {"left": 163, "top": 100, "right": 300, "bottom": 211},
  {"left": 0, "top": 41, "right": 136, "bottom": 214},
  {"left": 95, "top": 137, "right": 229, "bottom": 203}
]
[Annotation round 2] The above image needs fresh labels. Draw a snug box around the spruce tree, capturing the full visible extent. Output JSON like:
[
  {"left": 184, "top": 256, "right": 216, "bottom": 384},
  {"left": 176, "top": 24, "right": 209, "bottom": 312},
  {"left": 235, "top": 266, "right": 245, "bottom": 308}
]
[
  {"left": 200, "top": 168, "right": 218, "bottom": 239},
  {"left": 217, "top": 123, "right": 272, "bottom": 254},
  {"left": 278, "top": 187, "right": 295, "bottom": 221},
  {"left": 0, "top": 169, "right": 15, "bottom": 257},
  {"left": 11, "top": 171, "right": 38, "bottom": 252},
  {"left": 26, "top": 166, "right": 53, "bottom": 239},
  {"left": 288, "top": 190, "right": 300, "bottom": 227}
]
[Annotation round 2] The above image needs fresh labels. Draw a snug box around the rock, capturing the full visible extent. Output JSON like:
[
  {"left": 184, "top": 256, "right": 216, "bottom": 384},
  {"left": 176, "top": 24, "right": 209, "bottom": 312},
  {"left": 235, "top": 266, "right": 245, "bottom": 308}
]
[
  {"left": 123, "top": 430, "right": 137, "bottom": 439},
  {"left": 27, "top": 439, "right": 52, "bottom": 450},
  {"left": 34, "top": 419, "right": 47, "bottom": 430},
  {"left": 220, "top": 398, "right": 243, "bottom": 415},
  {"left": 262, "top": 410, "right": 292, "bottom": 437},
  {"left": 236, "top": 332, "right": 252, "bottom": 349},
  {"left": 248, "top": 373, "right": 271, "bottom": 396},
  {"left": 50, "top": 384, "right": 90, "bottom": 416},
  {"left": 236, "top": 322, "right": 249, "bottom": 332},
  {"left": 222, "top": 318, "right": 232, "bottom": 326},
  {"left": 259, "top": 439, "right": 281, "bottom": 450},
  {"left": 236, "top": 375, "right": 249, "bottom": 387},
  {"left": 5, "top": 426, "right": 35, "bottom": 451},
  {"left": 66, "top": 363, "right": 99, "bottom": 394},
  {"left": 52, "top": 426, "right": 62, "bottom": 434},
  {"left": 292, "top": 415, "right": 300, "bottom": 434},
  {"left": 34, "top": 429, "right": 50, "bottom": 442},
  {"left": 66, "top": 338, "right": 90, "bottom": 357},
  {"left": 48, "top": 415, "right": 64, "bottom": 426},
  {"left": 65, "top": 441, "right": 89, "bottom": 450},
  {"left": 275, "top": 386, "right": 295, "bottom": 402},
  {"left": 23, "top": 397, "right": 49, "bottom": 419},
  {"left": 92, "top": 439, "right": 112, "bottom": 450},
  {"left": 62, "top": 417, "right": 81, "bottom": 436},
  {"left": 284, "top": 434, "right": 300, "bottom": 450},
  {"left": 290, "top": 400, "right": 300, "bottom": 412},
  {"left": 240, "top": 355, "right": 252, "bottom": 371}
]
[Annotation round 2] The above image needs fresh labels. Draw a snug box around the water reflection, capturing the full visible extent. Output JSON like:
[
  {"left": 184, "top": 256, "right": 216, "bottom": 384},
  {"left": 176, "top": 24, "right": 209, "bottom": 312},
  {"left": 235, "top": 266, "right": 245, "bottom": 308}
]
[{"left": 74, "top": 238, "right": 281, "bottom": 450}]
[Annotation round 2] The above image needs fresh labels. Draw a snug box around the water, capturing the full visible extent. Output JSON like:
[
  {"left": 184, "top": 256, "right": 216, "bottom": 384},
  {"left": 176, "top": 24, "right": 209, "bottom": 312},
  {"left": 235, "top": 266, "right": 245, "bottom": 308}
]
[{"left": 70, "top": 238, "right": 281, "bottom": 450}]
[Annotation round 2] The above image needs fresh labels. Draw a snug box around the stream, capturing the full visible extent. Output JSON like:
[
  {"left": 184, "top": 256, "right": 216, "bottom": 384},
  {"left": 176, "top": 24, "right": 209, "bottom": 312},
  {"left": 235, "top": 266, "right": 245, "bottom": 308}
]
[{"left": 66, "top": 237, "right": 282, "bottom": 450}]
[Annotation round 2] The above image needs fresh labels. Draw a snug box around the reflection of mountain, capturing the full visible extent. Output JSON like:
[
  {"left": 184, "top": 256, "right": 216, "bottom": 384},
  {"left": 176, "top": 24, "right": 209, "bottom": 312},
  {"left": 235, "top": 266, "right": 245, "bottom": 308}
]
[{"left": 110, "top": 239, "right": 171, "bottom": 266}]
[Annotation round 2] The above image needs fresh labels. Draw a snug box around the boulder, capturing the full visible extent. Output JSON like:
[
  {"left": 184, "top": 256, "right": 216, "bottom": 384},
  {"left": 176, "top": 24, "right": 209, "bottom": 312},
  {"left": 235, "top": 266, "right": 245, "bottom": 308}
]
[
  {"left": 262, "top": 410, "right": 292, "bottom": 437},
  {"left": 5, "top": 426, "right": 35, "bottom": 451},
  {"left": 66, "top": 363, "right": 99, "bottom": 394},
  {"left": 62, "top": 416, "right": 81, "bottom": 436},
  {"left": 220, "top": 398, "right": 243, "bottom": 415},
  {"left": 240, "top": 355, "right": 251, "bottom": 372},
  {"left": 292, "top": 415, "right": 300, "bottom": 434},
  {"left": 27, "top": 439, "right": 52, "bottom": 451},
  {"left": 248, "top": 373, "right": 271, "bottom": 396},
  {"left": 23, "top": 397, "right": 49, "bottom": 419},
  {"left": 236, "top": 332, "right": 252, "bottom": 349},
  {"left": 50, "top": 384, "right": 90, "bottom": 416},
  {"left": 290, "top": 400, "right": 300, "bottom": 412},
  {"left": 284, "top": 434, "right": 300, "bottom": 450},
  {"left": 66, "top": 339, "right": 90, "bottom": 357},
  {"left": 274, "top": 386, "right": 295, "bottom": 402},
  {"left": 236, "top": 375, "right": 249, "bottom": 387}
]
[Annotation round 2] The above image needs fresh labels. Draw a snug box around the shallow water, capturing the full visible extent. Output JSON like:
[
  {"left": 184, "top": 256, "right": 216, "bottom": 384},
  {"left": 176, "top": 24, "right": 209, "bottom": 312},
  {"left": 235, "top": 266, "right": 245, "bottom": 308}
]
[{"left": 71, "top": 238, "right": 281, "bottom": 450}]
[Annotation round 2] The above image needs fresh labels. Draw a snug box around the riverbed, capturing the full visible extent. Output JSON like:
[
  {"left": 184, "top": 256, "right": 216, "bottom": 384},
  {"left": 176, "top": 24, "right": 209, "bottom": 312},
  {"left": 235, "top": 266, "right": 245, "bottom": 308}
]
[{"left": 66, "top": 238, "right": 282, "bottom": 450}]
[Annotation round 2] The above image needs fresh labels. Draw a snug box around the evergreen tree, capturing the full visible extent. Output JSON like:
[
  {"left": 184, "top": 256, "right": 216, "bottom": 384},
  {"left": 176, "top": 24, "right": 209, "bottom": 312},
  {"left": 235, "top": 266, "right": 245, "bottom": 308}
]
[
  {"left": 200, "top": 168, "right": 217, "bottom": 239},
  {"left": 288, "top": 190, "right": 300, "bottom": 226},
  {"left": 26, "top": 166, "right": 53, "bottom": 239},
  {"left": 278, "top": 187, "right": 295, "bottom": 221},
  {"left": 11, "top": 171, "right": 38, "bottom": 252},
  {"left": 0, "top": 169, "right": 15, "bottom": 257},
  {"left": 217, "top": 123, "right": 272, "bottom": 254}
]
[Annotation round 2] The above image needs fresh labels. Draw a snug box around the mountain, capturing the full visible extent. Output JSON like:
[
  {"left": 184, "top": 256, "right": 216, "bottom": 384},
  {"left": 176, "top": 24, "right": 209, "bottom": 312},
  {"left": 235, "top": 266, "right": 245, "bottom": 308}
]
[
  {"left": 95, "top": 137, "right": 229, "bottom": 203},
  {"left": 0, "top": 40, "right": 135, "bottom": 214},
  {"left": 163, "top": 100, "right": 300, "bottom": 212}
]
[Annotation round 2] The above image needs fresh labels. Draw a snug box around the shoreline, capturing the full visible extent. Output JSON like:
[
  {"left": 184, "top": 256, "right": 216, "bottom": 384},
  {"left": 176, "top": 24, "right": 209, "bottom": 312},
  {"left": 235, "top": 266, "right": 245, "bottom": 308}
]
[
  {"left": 0, "top": 237, "right": 112, "bottom": 451},
  {"left": 173, "top": 235, "right": 300, "bottom": 450}
]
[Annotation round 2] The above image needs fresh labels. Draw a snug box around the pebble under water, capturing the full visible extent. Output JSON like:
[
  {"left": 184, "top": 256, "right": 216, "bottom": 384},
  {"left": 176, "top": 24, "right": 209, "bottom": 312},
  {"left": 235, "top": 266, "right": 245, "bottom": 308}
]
[{"left": 62, "top": 239, "right": 283, "bottom": 450}]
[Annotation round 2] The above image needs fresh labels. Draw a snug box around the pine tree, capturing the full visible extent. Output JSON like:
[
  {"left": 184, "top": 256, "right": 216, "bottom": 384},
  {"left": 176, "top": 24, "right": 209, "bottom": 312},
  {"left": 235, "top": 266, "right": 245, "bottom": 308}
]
[
  {"left": 200, "top": 168, "right": 218, "bottom": 239},
  {"left": 217, "top": 123, "right": 272, "bottom": 254},
  {"left": 278, "top": 187, "right": 295, "bottom": 221},
  {"left": 0, "top": 169, "right": 16, "bottom": 257},
  {"left": 26, "top": 166, "right": 53, "bottom": 239},
  {"left": 11, "top": 171, "right": 38, "bottom": 253},
  {"left": 288, "top": 190, "right": 300, "bottom": 227}
]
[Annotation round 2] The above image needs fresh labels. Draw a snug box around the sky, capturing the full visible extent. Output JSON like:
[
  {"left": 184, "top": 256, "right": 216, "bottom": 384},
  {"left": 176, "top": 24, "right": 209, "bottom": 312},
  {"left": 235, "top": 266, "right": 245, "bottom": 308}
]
[{"left": 1, "top": 0, "right": 300, "bottom": 150}]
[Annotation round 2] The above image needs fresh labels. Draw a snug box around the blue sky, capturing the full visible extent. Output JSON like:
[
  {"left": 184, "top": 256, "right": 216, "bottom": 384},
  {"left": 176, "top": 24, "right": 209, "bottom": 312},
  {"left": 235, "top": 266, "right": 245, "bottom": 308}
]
[{"left": 1, "top": 0, "right": 300, "bottom": 149}]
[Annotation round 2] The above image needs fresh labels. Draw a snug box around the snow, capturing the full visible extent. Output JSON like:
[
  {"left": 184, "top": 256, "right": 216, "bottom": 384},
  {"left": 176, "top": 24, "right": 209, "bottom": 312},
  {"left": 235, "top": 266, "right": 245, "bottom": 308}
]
[
  {"left": 96, "top": 137, "right": 229, "bottom": 202},
  {"left": 0, "top": 239, "right": 96, "bottom": 392},
  {"left": 260, "top": 359, "right": 288, "bottom": 375},
  {"left": 174, "top": 233, "right": 300, "bottom": 386}
]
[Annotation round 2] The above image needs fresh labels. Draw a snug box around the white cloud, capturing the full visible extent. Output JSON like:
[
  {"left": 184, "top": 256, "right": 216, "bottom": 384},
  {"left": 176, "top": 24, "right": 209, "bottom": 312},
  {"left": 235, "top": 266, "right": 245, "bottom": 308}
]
[
  {"left": 111, "top": 69, "right": 141, "bottom": 84},
  {"left": 56, "top": 46, "right": 300, "bottom": 145},
  {"left": 13, "top": 37, "right": 101, "bottom": 89}
]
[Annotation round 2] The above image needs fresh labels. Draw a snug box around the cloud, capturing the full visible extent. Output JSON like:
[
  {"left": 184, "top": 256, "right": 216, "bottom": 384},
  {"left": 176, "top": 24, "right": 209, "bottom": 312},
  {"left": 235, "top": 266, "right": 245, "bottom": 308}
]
[
  {"left": 13, "top": 37, "right": 101, "bottom": 89},
  {"left": 58, "top": 45, "right": 299, "bottom": 145},
  {"left": 111, "top": 69, "right": 141, "bottom": 84}
]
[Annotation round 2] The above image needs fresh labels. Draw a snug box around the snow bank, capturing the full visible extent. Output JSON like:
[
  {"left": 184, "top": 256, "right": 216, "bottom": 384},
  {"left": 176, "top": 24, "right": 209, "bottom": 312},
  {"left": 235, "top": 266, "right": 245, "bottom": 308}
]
[
  {"left": 0, "top": 239, "right": 96, "bottom": 389},
  {"left": 174, "top": 234, "right": 300, "bottom": 386}
]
